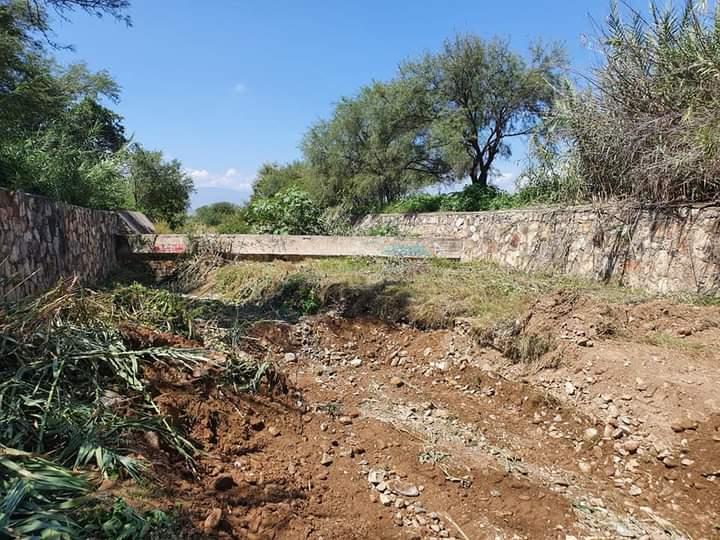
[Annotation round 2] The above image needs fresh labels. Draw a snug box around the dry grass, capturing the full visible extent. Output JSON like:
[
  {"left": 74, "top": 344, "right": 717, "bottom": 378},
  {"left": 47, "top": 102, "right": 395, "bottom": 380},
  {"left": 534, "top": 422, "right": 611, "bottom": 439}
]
[{"left": 206, "top": 257, "right": 653, "bottom": 328}]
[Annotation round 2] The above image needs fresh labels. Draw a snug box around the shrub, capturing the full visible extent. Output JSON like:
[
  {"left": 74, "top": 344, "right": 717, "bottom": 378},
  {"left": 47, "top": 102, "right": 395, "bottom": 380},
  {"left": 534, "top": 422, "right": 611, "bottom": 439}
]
[
  {"left": 247, "top": 187, "right": 326, "bottom": 235},
  {"left": 553, "top": 1, "right": 720, "bottom": 203},
  {"left": 382, "top": 184, "right": 518, "bottom": 214}
]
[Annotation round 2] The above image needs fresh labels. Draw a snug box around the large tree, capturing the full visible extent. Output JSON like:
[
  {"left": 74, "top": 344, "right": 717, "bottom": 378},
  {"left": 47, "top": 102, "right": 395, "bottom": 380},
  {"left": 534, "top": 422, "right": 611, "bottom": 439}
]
[
  {"left": 302, "top": 77, "right": 447, "bottom": 210},
  {"left": 251, "top": 160, "right": 315, "bottom": 200},
  {"left": 401, "top": 35, "right": 566, "bottom": 187},
  {"left": 126, "top": 145, "right": 194, "bottom": 228}
]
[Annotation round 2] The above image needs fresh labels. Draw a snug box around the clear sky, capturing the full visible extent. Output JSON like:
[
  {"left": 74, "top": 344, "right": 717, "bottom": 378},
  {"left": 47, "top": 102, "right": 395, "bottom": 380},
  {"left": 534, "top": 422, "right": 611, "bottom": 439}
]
[{"left": 52, "top": 0, "right": 618, "bottom": 209}]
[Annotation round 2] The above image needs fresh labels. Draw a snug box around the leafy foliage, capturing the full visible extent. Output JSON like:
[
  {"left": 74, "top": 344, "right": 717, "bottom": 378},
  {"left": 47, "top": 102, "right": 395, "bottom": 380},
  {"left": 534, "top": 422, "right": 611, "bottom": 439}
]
[
  {"left": 400, "top": 35, "right": 566, "bottom": 187},
  {"left": 543, "top": 0, "right": 720, "bottom": 203},
  {"left": 247, "top": 187, "right": 326, "bottom": 235},
  {"left": 383, "top": 184, "right": 518, "bottom": 213},
  {"left": 0, "top": 280, "right": 280, "bottom": 536},
  {"left": 0, "top": 1, "right": 194, "bottom": 223},
  {"left": 300, "top": 34, "right": 565, "bottom": 213},
  {"left": 126, "top": 145, "right": 194, "bottom": 228}
]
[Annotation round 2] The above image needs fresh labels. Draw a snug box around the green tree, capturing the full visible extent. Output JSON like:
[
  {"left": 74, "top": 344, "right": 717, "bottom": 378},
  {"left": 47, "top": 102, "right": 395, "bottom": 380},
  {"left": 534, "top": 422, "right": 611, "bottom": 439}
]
[
  {"left": 195, "top": 201, "right": 242, "bottom": 227},
  {"left": 251, "top": 160, "right": 315, "bottom": 200},
  {"left": 127, "top": 145, "right": 194, "bottom": 228},
  {"left": 401, "top": 35, "right": 566, "bottom": 187},
  {"left": 302, "top": 78, "right": 445, "bottom": 211}
]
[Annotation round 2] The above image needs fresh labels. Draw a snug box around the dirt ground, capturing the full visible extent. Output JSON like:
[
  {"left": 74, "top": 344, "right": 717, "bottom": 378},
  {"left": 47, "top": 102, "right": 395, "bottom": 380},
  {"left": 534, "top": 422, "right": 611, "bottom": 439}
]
[{"left": 122, "top": 288, "right": 720, "bottom": 539}]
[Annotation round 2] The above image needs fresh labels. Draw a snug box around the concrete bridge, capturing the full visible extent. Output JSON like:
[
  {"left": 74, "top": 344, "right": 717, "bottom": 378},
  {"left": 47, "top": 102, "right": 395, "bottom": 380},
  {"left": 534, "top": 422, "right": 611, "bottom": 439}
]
[{"left": 122, "top": 234, "right": 463, "bottom": 260}]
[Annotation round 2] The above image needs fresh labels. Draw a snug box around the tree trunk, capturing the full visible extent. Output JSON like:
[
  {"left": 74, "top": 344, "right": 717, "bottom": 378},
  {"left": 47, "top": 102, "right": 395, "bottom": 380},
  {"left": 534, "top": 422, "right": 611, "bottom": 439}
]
[{"left": 469, "top": 162, "right": 489, "bottom": 188}]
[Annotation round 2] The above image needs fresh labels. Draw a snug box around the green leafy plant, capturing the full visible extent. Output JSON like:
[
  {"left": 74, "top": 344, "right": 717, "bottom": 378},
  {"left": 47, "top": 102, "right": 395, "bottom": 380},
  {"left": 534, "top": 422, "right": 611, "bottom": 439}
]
[{"left": 247, "top": 187, "right": 326, "bottom": 235}]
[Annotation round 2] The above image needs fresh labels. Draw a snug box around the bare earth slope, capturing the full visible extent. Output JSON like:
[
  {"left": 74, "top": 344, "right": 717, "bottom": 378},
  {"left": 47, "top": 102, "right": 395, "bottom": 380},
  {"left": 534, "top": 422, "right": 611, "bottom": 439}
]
[{"left": 128, "top": 261, "right": 719, "bottom": 539}]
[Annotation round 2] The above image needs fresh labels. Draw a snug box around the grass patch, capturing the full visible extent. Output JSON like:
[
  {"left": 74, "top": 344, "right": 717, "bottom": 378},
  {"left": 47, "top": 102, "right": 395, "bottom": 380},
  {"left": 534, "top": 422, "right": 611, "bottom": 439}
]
[
  {"left": 206, "top": 257, "right": 649, "bottom": 329},
  {"left": 640, "top": 331, "right": 712, "bottom": 355}
]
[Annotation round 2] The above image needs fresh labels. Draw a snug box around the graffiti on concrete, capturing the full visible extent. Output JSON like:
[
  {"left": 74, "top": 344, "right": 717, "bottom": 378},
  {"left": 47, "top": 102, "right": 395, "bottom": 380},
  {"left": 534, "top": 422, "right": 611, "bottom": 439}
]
[{"left": 382, "top": 243, "right": 432, "bottom": 258}]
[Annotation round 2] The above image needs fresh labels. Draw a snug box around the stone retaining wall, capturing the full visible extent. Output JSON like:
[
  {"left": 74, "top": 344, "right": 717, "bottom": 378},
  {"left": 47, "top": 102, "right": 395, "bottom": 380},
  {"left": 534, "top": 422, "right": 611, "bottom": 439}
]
[
  {"left": 356, "top": 205, "right": 720, "bottom": 294},
  {"left": 0, "top": 189, "right": 120, "bottom": 301}
]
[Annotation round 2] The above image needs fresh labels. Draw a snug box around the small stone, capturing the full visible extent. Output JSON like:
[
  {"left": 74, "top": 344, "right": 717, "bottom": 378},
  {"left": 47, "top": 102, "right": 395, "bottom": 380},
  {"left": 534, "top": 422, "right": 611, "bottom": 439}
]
[
  {"left": 268, "top": 426, "right": 281, "bottom": 437},
  {"left": 379, "top": 492, "right": 394, "bottom": 506},
  {"left": 249, "top": 417, "right": 265, "bottom": 431},
  {"left": 203, "top": 508, "right": 222, "bottom": 532},
  {"left": 583, "top": 427, "right": 600, "bottom": 443},
  {"left": 564, "top": 382, "right": 576, "bottom": 395},
  {"left": 629, "top": 485, "right": 642, "bottom": 496},
  {"left": 284, "top": 352, "right": 297, "bottom": 362},
  {"left": 320, "top": 452, "right": 333, "bottom": 466},
  {"left": 577, "top": 337, "right": 594, "bottom": 347},
  {"left": 578, "top": 461, "right": 592, "bottom": 474},
  {"left": 670, "top": 418, "right": 699, "bottom": 432},
  {"left": 338, "top": 416, "right": 353, "bottom": 425},
  {"left": 389, "top": 480, "right": 420, "bottom": 497},
  {"left": 368, "top": 470, "right": 385, "bottom": 484},
  {"left": 623, "top": 440, "right": 640, "bottom": 454},
  {"left": 390, "top": 376, "right": 404, "bottom": 388},
  {"left": 349, "top": 358, "right": 363, "bottom": 368},
  {"left": 663, "top": 457, "right": 679, "bottom": 468},
  {"left": 143, "top": 430, "right": 160, "bottom": 449}
]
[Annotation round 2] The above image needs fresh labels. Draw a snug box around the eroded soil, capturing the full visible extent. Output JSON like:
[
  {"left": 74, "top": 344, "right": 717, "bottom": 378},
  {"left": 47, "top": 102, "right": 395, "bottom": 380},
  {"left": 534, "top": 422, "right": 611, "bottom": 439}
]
[{"left": 121, "top": 291, "right": 720, "bottom": 539}]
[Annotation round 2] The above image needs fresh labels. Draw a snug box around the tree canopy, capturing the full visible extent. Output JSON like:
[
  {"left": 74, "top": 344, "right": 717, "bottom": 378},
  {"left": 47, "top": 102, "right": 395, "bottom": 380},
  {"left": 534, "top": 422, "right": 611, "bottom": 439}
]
[
  {"left": 0, "top": 0, "right": 194, "bottom": 225},
  {"left": 299, "top": 34, "right": 565, "bottom": 212}
]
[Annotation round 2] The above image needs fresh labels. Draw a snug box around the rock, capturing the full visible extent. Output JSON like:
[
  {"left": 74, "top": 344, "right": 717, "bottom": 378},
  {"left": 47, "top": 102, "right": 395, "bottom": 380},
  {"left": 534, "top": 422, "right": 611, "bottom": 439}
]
[
  {"left": 379, "top": 492, "right": 394, "bottom": 506},
  {"left": 578, "top": 461, "right": 593, "bottom": 474},
  {"left": 368, "top": 470, "right": 385, "bottom": 485},
  {"left": 583, "top": 427, "right": 600, "bottom": 443},
  {"left": 284, "top": 352, "right": 297, "bottom": 362},
  {"left": 564, "top": 382, "right": 576, "bottom": 395},
  {"left": 213, "top": 475, "right": 236, "bottom": 491},
  {"left": 629, "top": 485, "right": 642, "bottom": 496},
  {"left": 338, "top": 416, "right": 353, "bottom": 425},
  {"left": 677, "top": 327, "right": 693, "bottom": 337},
  {"left": 143, "top": 430, "right": 160, "bottom": 449},
  {"left": 389, "top": 480, "right": 420, "bottom": 497},
  {"left": 249, "top": 417, "right": 265, "bottom": 431},
  {"left": 390, "top": 376, "right": 404, "bottom": 388},
  {"left": 577, "top": 337, "right": 594, "bottom": 347},
  {"left": 268, "top": 426, "right": 281, "bottom": 437},
  {"left": 623, "top": 440, "right": 641, "bottom": 454},
  {"left": 203, "top": 508, "right": 222, "bottom": 532},
  {"left": 670, "top": 418, "right": 699, "bottom": 432},
  {"left": 320, "top": 452, "right": 333, "bottom": 466},
  {"left": 662, "top": 457, "right": 679, "bottom": 468},
  {"left": 349, "top": 358, "right": 363, "bottom": 368}
]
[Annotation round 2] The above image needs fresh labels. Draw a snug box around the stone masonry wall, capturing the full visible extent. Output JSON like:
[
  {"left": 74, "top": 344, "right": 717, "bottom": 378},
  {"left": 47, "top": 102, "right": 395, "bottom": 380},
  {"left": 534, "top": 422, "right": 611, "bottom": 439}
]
[
  {"left": 356, "top": 204, "right": 720, "bottom": 294},
  {"left": 0, "top": 189, "right": 120, "bottom": 301}
]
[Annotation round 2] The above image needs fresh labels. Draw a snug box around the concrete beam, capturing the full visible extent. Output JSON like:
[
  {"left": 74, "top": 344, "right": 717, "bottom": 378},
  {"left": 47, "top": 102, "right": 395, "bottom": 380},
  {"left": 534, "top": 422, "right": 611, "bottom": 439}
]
[{"left": 123, "top": 234, "right": 462, "bottom": 259}]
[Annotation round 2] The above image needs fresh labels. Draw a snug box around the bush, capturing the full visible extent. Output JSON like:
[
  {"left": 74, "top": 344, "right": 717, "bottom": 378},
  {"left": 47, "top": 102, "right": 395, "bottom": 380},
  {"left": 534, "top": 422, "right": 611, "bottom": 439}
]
[
  {"left": 247, "top": 187, "right": 326, "bottom": 235},
  {"left": 383, "top": 184, "right": 518, "bottom": 214},
  {"left": 552, "top": 1, "right": 720, "bottom": 203}
]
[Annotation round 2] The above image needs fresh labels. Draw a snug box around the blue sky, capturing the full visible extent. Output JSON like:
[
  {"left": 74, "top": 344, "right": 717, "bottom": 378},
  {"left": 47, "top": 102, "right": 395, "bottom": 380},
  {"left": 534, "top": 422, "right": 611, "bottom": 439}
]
[{"left": 53, "top": 0, "right": 617, "bottom": 209}]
